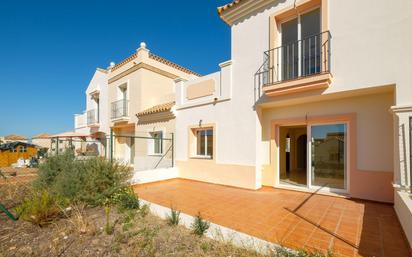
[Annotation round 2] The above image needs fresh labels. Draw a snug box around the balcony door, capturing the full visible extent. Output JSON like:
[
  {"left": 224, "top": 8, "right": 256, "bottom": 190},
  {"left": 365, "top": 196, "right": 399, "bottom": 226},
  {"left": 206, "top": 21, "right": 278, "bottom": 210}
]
[{"left": 281, "top": 8, "right": 321, "bottom": 81}]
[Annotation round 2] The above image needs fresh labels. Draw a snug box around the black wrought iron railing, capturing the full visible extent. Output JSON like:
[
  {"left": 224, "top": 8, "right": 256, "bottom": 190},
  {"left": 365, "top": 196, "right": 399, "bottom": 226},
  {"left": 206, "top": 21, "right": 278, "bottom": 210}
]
[
  {"left": 256, "top": 31, "right": 331, "bottom": 87},
  {"left": 111, "top": 99, "right": 128, "bottom": 119},
  {"left": 87, "top": 109, "right": 98, "bottom": 125}
]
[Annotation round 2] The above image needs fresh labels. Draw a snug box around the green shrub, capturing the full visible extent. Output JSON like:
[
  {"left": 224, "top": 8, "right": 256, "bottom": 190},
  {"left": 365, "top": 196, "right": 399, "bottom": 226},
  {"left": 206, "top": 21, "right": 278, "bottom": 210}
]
[
  {"left": 16, "top": 190, "right": 67, "bottom": 226},
  {"left": 191, "top": 213, "right": 210, "bottom": 236},
  {"left": 34, "top": 151, "right": 76, "bottom": 189},
  {"left": 34, "top": 155, "right": 131, "bottom": 206},
  {"left": 166, "top": 207, "right": 180, "bottom": 226},
  {"left": 121, "top": 210, "right": 136, "bottom": 231},
  {"left": 114, "top": 187, "right": 140, "bottom": 211},
  {"left": 139, "top": 203, "right": 150, "bottom": 218}
]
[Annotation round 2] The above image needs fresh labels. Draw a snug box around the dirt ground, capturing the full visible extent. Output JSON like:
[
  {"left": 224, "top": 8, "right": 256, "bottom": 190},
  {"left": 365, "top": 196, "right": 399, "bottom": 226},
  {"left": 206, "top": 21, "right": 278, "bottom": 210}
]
[{"left": 0, "top": 167, "right": 38, "bottom": 185}]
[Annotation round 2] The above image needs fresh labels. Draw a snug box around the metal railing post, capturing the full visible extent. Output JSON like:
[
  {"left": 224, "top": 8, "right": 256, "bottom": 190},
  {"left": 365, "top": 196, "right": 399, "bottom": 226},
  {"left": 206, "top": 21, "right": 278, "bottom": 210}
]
[
  {"left": 56, "top": 137, "right": 59, "bottom": 155},
  {"left": 171, "top": 133, "right": 174, "bottom": 168},
  {"left": 110, "top": 128, "right": 113, "bottom": 162}
]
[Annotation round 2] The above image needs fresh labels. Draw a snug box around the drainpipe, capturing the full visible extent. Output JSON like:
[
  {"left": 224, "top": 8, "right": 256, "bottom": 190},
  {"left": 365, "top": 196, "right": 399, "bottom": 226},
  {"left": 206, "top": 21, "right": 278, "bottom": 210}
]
[{"left": 171, "top": 133, "right": 174, "bottom": 168}]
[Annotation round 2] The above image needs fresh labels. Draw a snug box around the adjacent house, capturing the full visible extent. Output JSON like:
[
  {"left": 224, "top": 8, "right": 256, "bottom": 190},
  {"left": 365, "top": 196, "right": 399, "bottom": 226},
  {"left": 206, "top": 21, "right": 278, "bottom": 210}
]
[
  {"left": 106, "top": 42, "right": 199, "bottom": 169},
  {"left": 3, "top": 134, "right": 28, "bottom": 143},
  {"left": 74, "top": 68, "right": 109, "bottom": 157},
  {"left": 31, "top": 133, "right": 51, "bottom": 149},
  {"left": 0, "top": 141, "right": 38, "bottom": 167}
]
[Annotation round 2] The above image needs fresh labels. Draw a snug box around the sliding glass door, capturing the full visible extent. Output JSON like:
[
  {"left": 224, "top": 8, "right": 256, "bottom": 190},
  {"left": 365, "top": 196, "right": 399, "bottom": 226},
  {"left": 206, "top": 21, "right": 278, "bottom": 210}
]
[{"left": 310, "top": 124, "right": 347, "bottom": 190}]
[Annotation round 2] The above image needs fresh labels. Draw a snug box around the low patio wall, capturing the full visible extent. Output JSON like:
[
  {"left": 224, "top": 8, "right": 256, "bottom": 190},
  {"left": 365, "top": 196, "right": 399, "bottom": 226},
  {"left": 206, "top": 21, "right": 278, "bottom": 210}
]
[
  {"left": 130, "top": 167, "right": 178, "bottom": 185},
  {"left": 394, "top": 190, "right": 412, "bottom": 248},
  {"left": 140, "top": 199, "right": 281, "bottom": 254}
]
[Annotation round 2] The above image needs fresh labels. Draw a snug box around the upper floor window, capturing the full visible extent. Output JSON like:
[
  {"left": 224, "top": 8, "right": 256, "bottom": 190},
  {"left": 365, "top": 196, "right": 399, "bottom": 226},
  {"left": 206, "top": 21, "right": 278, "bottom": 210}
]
[
  {"left": 19, "top": 146, "right": 27, "bottom": 153},
  {"left": 281, "top": 8, "right": 321, "bottom": 80}
]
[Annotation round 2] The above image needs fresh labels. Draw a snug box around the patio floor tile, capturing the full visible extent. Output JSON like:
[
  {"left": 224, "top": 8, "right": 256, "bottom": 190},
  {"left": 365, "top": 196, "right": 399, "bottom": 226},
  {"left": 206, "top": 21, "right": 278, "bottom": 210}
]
[{"left": 134, "top": 179, "right": 411, "bottom": 257}]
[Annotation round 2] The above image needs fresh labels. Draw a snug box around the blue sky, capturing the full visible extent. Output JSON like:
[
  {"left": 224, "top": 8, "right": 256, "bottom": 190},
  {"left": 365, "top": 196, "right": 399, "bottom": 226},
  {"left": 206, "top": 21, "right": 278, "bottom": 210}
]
[{"left": 0, "top": 0, "right": 231, "bottom": 138}]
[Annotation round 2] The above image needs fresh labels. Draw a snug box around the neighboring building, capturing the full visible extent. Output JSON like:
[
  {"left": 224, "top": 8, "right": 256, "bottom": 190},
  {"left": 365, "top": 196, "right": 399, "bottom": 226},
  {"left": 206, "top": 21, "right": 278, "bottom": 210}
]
[
  {"left": 174, "top": 0, "right": 412, "bottom": 245},
  {"left": 74, "top": 68, "right": 109, "bottom": 157},
  {"left": 3, "top": 134, "right": 28, "bottom": 143},
  {"left": 106, "top": 42, "right": 199, "bottom": 168},
  {"left": 31, "top": 133, "right": 52, "bottom": 150},
  {"left": 0, "top": 142, "right": 38, "bottom": 167}
]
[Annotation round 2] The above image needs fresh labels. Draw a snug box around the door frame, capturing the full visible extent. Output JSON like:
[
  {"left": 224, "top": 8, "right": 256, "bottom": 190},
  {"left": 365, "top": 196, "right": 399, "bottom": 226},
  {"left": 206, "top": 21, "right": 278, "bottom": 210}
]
[
  {"left": 273, "top": 115, "right": 352, "bottom": 195},
  {"left": 307, "top": 121, "right": 350, "bottom": 194}
]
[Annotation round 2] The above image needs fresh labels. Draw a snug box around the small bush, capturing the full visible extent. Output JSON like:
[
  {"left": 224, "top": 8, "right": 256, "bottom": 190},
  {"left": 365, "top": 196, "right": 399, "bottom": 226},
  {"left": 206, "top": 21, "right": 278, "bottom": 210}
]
[
  {"left": 115, "top": 187, "right": 140, "bottom": 211},
  {"left": 139, "top": 204, "right": 150, "bottom": 218},
  {"left": 191, "top": 213, "right": 210, "bottom": 236},
  {"left": 121, "top": 210, "right": 136, "bottom": 232},
  {"left": 166, "top": 207, "right": 180, "bottom": 226},
  {"left": 34, "top": 154, "right": 131, "bottom": 206},
  {"left": 16, "top": 190, "right": 67, "bottom": 226},
  {"left": 34, "top": 151, "right": 76, "bottom": 189}
]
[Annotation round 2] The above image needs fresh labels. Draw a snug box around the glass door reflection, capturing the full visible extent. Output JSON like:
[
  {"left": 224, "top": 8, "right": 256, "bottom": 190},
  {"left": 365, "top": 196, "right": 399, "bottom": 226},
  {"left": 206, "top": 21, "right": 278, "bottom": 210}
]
[{"left": 311, "top": 124, "right": 347, "bottom": 190}]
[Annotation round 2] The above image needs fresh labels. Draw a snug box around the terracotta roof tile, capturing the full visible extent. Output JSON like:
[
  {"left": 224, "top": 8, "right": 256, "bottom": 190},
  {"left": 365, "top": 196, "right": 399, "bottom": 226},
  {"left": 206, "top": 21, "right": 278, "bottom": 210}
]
[
  {"left": 32, "top": 133, "right": 51, "bottom": 139},
  {"left": 217, "top": 0, "right": 245, "bottom": 15},
  {"left": 4, "top": 134, "right": 27, "bottom": 140},
  {"left": 137, "top": 101, "right": 175, "bottom": 116},
  {"left": 110, "top": 53, "right": 138, "bottom": 71},
  {"left": 148, "top": 53, "right": 201, "bottom": 77},
  {"left": 109, "top": 51, "right": 200, "bottom": 77}
]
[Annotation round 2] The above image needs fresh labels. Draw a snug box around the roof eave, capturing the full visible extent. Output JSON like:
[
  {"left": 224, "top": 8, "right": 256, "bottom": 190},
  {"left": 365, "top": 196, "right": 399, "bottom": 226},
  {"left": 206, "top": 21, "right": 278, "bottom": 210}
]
[{"left": 218, "top": 0, "right": 276, "bottom": 26}]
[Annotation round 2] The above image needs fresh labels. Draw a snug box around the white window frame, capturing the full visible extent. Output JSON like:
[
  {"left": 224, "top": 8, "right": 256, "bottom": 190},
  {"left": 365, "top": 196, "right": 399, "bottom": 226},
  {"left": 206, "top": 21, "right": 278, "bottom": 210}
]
[
  {"left": 195, "top": 128, "right": 213, "bottom": 159},
  {"left": 278, "top": 6, "right": 321, "bottom": 80},
  {"left": 148, "top": 131, "right": 164, "bottom": 156},
  {"left": 276, "top": 121, "right": 349, "bottom": 195}
]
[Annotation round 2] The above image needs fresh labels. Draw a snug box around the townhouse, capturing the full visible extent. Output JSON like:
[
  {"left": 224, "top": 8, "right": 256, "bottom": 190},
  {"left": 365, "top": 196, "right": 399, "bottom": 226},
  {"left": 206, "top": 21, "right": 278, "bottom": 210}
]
[
  {"left": 107, "top": 42, "right": 199, "bottom": 170},
  {"left": 173, "top": 0, "right": 412, "bottom": 245},
  {"left": 75, "top": 43, "right": 199, "bottom": 169}
]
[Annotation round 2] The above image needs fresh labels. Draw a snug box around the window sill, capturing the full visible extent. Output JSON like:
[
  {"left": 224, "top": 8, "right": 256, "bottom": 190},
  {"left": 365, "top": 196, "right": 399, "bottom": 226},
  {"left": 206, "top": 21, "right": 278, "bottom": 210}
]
[
  {"left": 190, "top": 155, "right": 213, "bottom": 160},
  {"left": 148, "top": 153, "right": 163, "bottom": 157}
]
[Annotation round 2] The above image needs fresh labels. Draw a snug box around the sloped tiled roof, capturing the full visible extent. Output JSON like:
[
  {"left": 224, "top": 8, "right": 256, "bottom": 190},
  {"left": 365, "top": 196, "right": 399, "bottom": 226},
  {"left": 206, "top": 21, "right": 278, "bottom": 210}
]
[
  {"left": 217, "top": 0, "right": 245, "bottom": 15},
  {"left": 137, "top": 101, "right": 175, "bottom": 117},
  {"left": 111, "top": 53, "right": 137, "bottom": 71},
  {"left": 0, "top": 141, "right": 36, "bottom": 151},
  {"left": 4, "top": 134, "right": 27, "bottom": 140},
  {"left": 110, "top": 51, "right": 200, "bottom": 77},
  {"left": 148, "top": 53, "right": 201, "bottom": 77},
  {"left": 32, "top": 133, "right": 51, "bottom": 139}
]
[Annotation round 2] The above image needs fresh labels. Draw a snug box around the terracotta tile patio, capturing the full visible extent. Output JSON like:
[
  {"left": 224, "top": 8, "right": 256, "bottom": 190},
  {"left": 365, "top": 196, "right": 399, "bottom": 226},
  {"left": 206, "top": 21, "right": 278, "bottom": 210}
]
[{"left": 134, "top": 179, "right": 411, "bottom": 257}]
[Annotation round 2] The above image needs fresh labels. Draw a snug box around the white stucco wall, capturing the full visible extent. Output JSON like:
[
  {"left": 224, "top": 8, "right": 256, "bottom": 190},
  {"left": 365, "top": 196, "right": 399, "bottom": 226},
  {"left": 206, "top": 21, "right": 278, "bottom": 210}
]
[
  {"left": 85, "top": 69, "right": 109, "bottom": 134},
  {"left": 74, "top": 69, "right": 109, "bottom": 136}
]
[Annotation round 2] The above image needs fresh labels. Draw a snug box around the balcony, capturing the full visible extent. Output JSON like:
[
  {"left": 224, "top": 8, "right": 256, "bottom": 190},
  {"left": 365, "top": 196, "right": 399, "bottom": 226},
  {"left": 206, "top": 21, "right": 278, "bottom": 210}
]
[
  {"left": 256, "top": 31, "right": 332, "bottom": 97},
  {"left": 111, "top": 99, "right": 129, "bottom": 122},
  {"left": 87, "top": 109, "right": 99, "bottom": 127}
]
